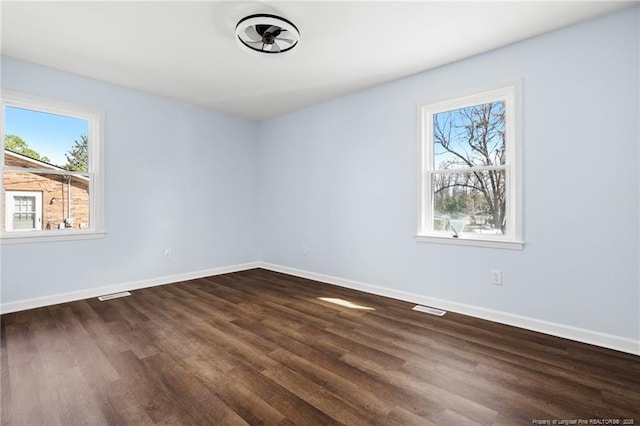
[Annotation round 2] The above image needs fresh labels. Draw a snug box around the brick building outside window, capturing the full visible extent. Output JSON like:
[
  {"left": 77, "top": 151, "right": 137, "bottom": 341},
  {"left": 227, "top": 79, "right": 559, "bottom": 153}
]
[{"left": 3, "top": 150, "right": 89, "bottom": 232}]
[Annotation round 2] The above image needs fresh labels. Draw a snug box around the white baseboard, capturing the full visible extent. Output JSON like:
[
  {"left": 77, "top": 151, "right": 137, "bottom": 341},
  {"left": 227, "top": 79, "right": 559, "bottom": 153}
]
[
  {"left": 0, "top": 261, "right": 260, "bottom": 315},
  {"left": 258, "top": 262, "right": 640, "bottom": 356}
]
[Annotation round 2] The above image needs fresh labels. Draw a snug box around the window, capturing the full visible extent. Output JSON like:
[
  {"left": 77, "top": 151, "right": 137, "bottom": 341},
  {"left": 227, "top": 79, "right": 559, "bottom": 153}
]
[
  {"left": 1, "top": 90, "right": 105, "bottom": 243},
  {"left": 417, "top": 83, "right": 523, "bottom": 249}
]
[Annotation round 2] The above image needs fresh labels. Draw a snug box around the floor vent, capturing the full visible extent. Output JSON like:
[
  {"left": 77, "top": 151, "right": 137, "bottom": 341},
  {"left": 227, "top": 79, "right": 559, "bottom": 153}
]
[
  {"left": 98, "top": 291, "right": 131, "bottom": 301},
  {"left": 412, "top": 305, "right": 447, "bottom": 316}
]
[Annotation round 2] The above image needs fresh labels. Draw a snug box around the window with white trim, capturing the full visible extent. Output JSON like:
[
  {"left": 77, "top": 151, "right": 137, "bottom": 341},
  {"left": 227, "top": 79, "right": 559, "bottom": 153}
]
[
  {"left": 1, "top": 91, "right": 105, "bottom": 243},
  {"left": 417, "top": 83, "right": 523, "bottom": 249}
]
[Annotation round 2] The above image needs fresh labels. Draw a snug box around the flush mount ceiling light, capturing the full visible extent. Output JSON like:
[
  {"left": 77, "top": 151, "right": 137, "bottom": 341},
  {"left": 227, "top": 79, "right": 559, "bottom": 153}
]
[{"left": 235, "top": 14, "right": 300, "bottom": 54}]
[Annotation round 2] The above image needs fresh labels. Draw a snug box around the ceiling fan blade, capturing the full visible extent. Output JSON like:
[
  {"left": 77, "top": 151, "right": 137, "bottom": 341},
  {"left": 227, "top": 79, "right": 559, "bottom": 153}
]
[
  {"left": 276, "top": 38, "right": 295, "bottom": 45},
  {"left": 263, "top": 43, "right": 273, "bottom": 52},
  {"left": 244, "top": 26, "right": 262, "bottom": 42},
  {"left": 245, "top": 40, "right": 263, "bottom": 48},
  {"left": 266, "top": 26, "right": 282, "bottom": 36},
  {"left": 271, "top": 42, "right": 281, "bottom": 53}
]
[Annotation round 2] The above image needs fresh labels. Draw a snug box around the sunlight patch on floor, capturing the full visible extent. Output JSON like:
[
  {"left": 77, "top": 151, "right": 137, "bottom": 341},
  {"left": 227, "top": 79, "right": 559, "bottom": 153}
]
[{"left": 318, "top": 297, "right": 375, "bottom": 310}]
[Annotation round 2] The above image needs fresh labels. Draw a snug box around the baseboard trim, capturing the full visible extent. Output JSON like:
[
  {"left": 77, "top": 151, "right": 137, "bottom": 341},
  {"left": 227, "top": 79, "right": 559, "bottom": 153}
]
[
  {"left": 258, "top": 262, "right": 640, "bottom": 356},
  {"left": 0, "top": 261, "right": 261, "bottom": 315}
]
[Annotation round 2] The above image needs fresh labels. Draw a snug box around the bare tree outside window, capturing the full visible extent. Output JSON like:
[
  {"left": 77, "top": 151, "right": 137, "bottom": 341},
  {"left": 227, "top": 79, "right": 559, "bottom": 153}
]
[{"left": 432, "top": 101, "right": 507, "bottom": 234}]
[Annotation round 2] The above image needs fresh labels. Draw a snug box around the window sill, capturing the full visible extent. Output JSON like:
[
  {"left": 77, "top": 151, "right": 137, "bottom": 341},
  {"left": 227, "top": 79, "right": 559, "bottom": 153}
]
[
  {"left": 1, "top": 230, "right": 106, "bottom": 244},
  {"left": 415, "top": 234, "right": 524, "bottom": 250}
]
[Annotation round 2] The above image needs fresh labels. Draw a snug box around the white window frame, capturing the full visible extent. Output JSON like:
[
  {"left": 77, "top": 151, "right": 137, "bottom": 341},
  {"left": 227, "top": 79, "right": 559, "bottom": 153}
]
[
  {"left": 5, "top": 191, "right": 43, "bottom": 232},
  {"left": 1, "top": 90, "right": 106, "bottom": 243},
  {"left": 416, "top": 82, "right": 523, "bottom": 250}
]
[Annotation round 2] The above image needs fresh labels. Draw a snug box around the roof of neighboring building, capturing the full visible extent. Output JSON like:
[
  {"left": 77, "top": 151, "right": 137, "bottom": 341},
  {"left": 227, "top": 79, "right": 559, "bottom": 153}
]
[{"left": 4, "top": 149, "right": 89, "bottom": 181}]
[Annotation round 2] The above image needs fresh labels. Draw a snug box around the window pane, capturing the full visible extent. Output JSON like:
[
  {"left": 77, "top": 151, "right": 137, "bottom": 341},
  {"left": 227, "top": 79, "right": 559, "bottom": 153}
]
[
  {"left": 3, "top": 170, "right": 90, "bottom": 232},
  {"left": 13, "top": 213, "right": 36, "bottom": 230},
  {"left": 14, "top": 195, "right": 35, "bottom": 213},
  {"left": 433, "top": 101, "right": 505, "bottom": 170},
  {"left": 4, "top": 106, "right": 88, "bottom": 172},
  {"left": 432, "top": 169, "right": 506, "bottom": 235}
]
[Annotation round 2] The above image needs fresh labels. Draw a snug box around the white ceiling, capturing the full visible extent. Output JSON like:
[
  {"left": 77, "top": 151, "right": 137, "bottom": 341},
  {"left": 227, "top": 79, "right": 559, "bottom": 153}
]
[{"left": 1, "top": 1, "right": 634, "bottom": 121}]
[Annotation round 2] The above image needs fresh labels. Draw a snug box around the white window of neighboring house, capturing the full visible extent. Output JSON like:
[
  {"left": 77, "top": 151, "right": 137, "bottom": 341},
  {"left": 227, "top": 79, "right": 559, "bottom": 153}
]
[
  {"left": 1, "top": 90, "right": 105, "bottom": 243},
  {"left": 5, "top": 191, "right": 42, "bottom": 231},
  {"left": 417, "top": 82, "right": 523, "bottom": 250}
]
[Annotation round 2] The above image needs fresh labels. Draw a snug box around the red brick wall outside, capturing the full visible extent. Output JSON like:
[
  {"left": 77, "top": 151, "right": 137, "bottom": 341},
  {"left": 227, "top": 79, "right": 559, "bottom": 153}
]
[{"left": 3, "top": 154, "right": 89, "bottom": 231}]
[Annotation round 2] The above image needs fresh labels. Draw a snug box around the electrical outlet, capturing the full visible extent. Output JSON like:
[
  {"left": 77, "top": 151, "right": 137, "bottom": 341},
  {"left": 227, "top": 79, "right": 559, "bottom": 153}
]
[
  {"left": 490, "top": 269, "right": 502, "bottom": 285},
  {"left": 164, "top": 249, "right": 172, "bottom": 260},
  {"left": 301, "top": 245, "right": 308, "bottom": 255}
]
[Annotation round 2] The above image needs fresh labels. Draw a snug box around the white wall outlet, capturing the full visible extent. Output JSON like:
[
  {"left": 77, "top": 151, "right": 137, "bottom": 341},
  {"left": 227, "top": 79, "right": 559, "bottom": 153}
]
[
  {"left": 301, "top": 245, "right": 308, "bottom": 255},
  {"left": 164, "top": 249, "right": 172, "bottom": 260},
  {"left": 490, "top": 269, "right": 502, "bottom": 285}
]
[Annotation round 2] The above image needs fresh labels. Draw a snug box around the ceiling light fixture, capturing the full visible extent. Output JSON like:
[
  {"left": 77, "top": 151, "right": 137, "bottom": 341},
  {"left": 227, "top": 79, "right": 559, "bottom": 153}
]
[{"left": 235, "top": 14, "right": 300, "bottom": 55}]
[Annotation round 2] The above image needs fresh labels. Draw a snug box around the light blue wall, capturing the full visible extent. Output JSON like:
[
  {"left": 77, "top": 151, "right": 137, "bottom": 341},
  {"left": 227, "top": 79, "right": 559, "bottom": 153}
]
[
  {"left": 257, "top": 8, "right": 640, "bottom": 340},
  {"left": 1, "top": 57, "right": 259, "bottom": 303}
]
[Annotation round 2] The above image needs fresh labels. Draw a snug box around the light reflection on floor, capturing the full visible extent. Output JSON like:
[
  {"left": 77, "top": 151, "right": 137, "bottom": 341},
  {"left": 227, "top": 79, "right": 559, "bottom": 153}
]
[{"left": 318, "top": 297, "right": 375, "bottom": 310}]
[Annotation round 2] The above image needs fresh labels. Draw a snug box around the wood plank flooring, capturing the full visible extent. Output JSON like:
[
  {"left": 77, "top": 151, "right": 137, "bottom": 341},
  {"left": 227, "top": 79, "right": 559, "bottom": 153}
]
[{"left": 1, "top": 268, "right": 639, "bottom": 425}]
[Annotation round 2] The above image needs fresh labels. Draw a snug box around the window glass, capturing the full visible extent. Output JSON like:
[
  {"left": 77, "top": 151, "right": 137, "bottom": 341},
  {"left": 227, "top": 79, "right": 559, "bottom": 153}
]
[
  {"left": 4, "top": 106, "right": 89, "bottom": 171},
  {"left": 433, "top": 101, "right": 506, "bottom": 169},
  {"left": 432, "top": 169, "right": 506, "bottom": 235}
]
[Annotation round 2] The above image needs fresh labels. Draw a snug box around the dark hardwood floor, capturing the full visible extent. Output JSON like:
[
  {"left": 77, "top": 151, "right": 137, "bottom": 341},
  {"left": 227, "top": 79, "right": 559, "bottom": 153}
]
[{"left": 1, "top": 268, "right": 639, "bottom": 425}]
